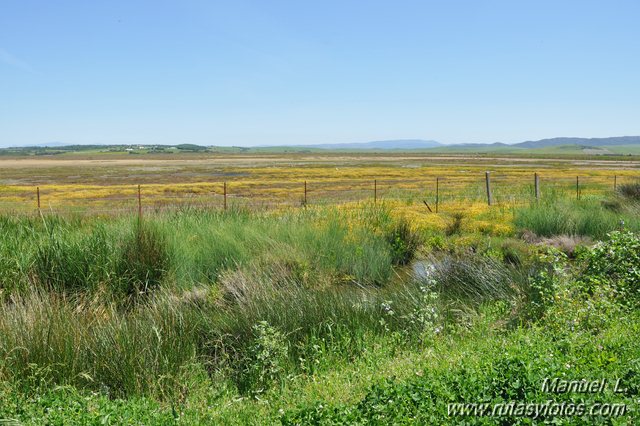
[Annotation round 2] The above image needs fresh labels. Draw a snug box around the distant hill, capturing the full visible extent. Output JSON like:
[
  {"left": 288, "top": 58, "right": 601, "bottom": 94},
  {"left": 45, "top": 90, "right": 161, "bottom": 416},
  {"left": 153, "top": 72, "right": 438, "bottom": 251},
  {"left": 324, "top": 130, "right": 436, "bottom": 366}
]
[
  {"left": 10, "top": 141, "right": 70, "bottom": 148},
  {"left": 282, "top": 136, "right": 640, "bottom": 152},
  {"left": 445, "top": 142, "right": 510, "bottom": 149},
  {"left": 3, "top": 136, "right": 640, "bottom": 156},
  {"left": 514, "top": 136, "right": 640, "bottom": 149},
  {"left": 294, "top": 139, "right": 442, "bottom": 150}
]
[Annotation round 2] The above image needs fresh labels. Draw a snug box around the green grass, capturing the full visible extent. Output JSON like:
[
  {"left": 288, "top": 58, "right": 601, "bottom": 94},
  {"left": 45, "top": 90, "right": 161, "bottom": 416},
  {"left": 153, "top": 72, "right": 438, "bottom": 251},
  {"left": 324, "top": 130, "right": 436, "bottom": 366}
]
[
  {"left": 605, "top": 144, "right": 640, "bottom": 155},
  {"left": 514, "top": 197, "right": 640, "bottom": 238},
  {"left": 617, "top": 182, "right": 640, "bottom": 200},
  {"left": 0, "top": 205, "right": 404, "bottom": 298},
  {"left": 0, "top": 206, "right": 425, "bottom": 398},
  {"left": 0, "top": 205, "right": 638, "bottom": 424},
  {"left": 281, "top": 311, "right": 640, "bottom": 425}
]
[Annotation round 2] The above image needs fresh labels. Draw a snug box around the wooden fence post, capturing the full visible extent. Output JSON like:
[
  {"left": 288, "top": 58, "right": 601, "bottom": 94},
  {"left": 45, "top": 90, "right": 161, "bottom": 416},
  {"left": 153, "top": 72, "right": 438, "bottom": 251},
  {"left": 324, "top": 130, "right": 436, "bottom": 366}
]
[
  {"left": 614, "top": 175, "right": 617, "bottom": 192},
  {"left": 304, "top": 181, "right": 307, "bottom": 207},
  {"left": 435, "top": 177, "right": 439, "bottom": 213},
  {"left": 137, "top": 184, "right": 142, "bottom": 219},
  {"left": 36, "top": 187, "right": 41, "bottom": 211},
  {"left": 223, "top": 182, "right": 227, "bottom": 211},
  {"left": 534, "top": 173, "right": 540, "bottom": 200},
  {"left": 576, "top": 176, "right": 580, "bottom": 200},
  {"left": 485, "top": 171, "right": 492, "bottom": 206},
  {"left": 374, "top": 179, "right": 377, "bottom": 204}
]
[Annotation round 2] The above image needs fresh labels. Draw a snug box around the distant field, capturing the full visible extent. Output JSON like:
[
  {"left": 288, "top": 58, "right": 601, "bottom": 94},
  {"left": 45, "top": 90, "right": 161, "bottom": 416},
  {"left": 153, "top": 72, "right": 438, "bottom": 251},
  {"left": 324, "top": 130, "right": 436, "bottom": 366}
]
[
  {"left": 4, "top": 142, "right": 640, "bottom": 158},
  {"left": 1, "top": 152, "right": 637, "bottom": 202},
  {"left": 0, "top": 152, "right": 638, "bottom": 234},
  {"left": 605, "top": 144, "right": 640, "bottom": 155}
]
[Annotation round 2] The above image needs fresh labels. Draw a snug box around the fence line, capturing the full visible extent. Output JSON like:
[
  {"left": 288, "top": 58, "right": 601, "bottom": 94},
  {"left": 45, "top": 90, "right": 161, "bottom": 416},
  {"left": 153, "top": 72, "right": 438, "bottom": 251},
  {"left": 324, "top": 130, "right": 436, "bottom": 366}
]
[{"left": 0, "top": 171, "right": 638, "bottom": 216}]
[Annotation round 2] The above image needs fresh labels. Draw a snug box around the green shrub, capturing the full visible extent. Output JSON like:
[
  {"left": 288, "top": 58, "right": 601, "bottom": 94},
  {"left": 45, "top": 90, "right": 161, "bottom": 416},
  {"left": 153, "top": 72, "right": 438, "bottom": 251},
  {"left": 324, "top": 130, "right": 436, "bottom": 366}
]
[
  {"left": 239, "top": 321, "right": 289, "bottom": 395},
  {"left": 522, "top": 248, "right": 568, "bottom": 322},
  {"left": 579, "top": 231, "right": 640, "bottom": 305},
  {"left": 386, "top": 219, "right": 421, "bottom": 265}
]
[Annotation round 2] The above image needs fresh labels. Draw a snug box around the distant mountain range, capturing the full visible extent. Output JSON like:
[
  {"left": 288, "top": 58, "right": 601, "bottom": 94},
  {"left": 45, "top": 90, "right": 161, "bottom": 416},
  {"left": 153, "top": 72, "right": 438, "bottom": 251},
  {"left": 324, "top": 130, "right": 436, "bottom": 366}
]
[
  {"left": 18, "top": 141, "right": 69, "bottom": 148},
  {"left": 290, "top": 136, "right": 640, "bottom": 151},
  {"left": 512, "top": 136, "right": 640, "bottom": 149},
  {"left": 8, "top": 136, "right": 640, "bottom": 152},
  {"left": 292, "top": 139, "right": 442, "bottom": 150}
]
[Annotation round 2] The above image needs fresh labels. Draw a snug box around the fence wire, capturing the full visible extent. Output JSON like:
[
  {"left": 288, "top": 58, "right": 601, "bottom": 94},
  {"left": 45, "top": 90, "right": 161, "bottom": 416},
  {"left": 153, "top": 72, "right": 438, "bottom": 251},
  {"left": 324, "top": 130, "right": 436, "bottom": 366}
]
[{"left": 0, "top": 172, "right": 637, "bottom": 216}]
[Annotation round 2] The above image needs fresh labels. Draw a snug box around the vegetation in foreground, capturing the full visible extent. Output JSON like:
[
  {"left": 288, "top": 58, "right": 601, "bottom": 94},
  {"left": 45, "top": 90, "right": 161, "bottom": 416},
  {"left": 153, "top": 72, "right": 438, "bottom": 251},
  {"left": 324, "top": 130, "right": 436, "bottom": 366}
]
[
  {"left": 514, "top": 183, "right": 640, "bottom": 239},
  {"left": 0, "top": 194, "right": 638, "bottom": 424}
]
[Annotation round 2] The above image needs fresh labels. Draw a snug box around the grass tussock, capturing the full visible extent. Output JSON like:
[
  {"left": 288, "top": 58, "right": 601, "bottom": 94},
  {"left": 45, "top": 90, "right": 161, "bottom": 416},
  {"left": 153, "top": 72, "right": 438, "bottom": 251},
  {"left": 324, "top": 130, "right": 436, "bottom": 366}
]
[
  {"left": 429, "top": 255, "right": 525, "bottom": 305},
  {"left": 385, "top": 218, "right": 421, "bottom": 265},
  {"left": 514, "top": 198, "right": 639, "bottom": 238},
  {"left": 0, "top": 290, "right": 206, "bottom": 399},
  {"left": 617, "top": 182, "right": 640, "bottom": 200},
  {"left": 116, "top": 222, "right": 169, "bottom": 299}
]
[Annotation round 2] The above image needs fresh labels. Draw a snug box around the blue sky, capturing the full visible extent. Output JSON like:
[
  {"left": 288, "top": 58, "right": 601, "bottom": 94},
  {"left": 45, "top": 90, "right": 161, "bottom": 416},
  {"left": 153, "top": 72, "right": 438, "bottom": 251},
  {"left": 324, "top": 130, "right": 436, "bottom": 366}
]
[{"left": 1, "top": 0, "right": 639, "bottom": 147}]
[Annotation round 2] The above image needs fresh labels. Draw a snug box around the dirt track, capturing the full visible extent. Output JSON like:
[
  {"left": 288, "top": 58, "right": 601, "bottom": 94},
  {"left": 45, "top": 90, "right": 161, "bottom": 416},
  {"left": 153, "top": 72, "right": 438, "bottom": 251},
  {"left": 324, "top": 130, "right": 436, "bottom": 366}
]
[{"left": 1, "top": 154, "right": 639, "bottom": 169}]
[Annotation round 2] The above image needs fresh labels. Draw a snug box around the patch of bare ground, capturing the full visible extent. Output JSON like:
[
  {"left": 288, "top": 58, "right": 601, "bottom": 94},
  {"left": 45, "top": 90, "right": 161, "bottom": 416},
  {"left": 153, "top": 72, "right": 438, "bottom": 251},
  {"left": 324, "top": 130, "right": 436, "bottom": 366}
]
[{"left": 521, "top": 231, "right": 593, "bottom": 256}]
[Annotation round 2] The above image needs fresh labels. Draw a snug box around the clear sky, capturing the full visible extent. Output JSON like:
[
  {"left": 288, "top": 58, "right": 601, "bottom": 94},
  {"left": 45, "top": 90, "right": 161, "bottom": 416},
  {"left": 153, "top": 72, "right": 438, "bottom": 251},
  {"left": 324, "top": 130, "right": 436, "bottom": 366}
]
[{"left": 1, "top": 0, "right": 639, "bottom": 147}]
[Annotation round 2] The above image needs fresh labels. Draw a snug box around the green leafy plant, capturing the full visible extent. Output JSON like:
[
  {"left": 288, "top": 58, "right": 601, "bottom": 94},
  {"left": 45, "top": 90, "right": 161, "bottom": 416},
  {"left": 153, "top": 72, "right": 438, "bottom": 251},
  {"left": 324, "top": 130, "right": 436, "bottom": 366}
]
[
  {"left": 402, "top": 281, "right": 441, "bottom": 339},
  {"left": 241, "top": 321, "right": 289, "bottom": 395},
  {"left": 579, "top": 231, "right": 640, "bottom": 305},
  {"left": 386, "top": 219, "right": 421, "bottom": 265}
]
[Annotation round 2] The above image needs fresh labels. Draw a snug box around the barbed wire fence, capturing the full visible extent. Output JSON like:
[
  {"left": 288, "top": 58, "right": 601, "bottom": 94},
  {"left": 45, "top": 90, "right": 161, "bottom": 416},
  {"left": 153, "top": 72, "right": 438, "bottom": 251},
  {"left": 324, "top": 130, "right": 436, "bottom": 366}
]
[{"left": 0, "top": 171, "right": 637, "bottom": 218}]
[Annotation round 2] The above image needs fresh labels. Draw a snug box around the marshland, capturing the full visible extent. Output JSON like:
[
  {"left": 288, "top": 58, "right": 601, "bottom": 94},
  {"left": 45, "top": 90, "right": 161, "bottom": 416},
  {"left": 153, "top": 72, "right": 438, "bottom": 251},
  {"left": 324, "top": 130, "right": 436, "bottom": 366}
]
[{"left": 0, "top": 153, "right": 638, "bottom": 424}]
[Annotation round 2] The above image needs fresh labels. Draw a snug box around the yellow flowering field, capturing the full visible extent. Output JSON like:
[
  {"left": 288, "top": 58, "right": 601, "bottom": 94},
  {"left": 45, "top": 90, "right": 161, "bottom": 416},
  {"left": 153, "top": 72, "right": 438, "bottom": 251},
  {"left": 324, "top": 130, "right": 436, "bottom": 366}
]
[{"left": 0, "top": 153, "right": 636, "bottom": 233}]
